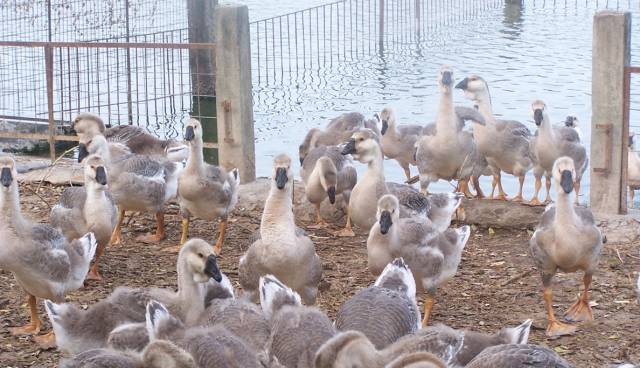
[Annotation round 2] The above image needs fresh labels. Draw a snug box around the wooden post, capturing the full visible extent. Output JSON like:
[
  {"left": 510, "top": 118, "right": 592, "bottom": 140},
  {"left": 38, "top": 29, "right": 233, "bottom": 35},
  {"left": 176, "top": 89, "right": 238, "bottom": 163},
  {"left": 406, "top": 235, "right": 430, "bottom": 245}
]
[
  {"left": 378, "top": 0, "right": 384, "bottom": 53},
  {"left": 215, "top": 4, "right": 256, "bottom": 183},
  {"left": 591, "top": 11, "right": 631, "bottom": 214},
  {"left": 188, "top": 0, "right": 218, "bottom": 163}
]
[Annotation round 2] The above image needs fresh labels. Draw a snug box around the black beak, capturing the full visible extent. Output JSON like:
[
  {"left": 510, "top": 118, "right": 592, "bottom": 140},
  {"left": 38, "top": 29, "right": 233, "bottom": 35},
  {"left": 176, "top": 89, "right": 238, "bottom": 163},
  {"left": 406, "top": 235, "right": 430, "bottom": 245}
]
[
  {"left": 534, "top": 109, "right": 543, "bottom": 126},
  {"left": 342, "top": 139, "right": 356, "bottom": 155},
  {"left": 560, "top": 170, "right": 573, "bottom": 194},
  {"left": 275, "top": 167, "right": 288, "bottom": 190},
  {"left": 379, "top": 210, "right": 392, "bottom": 234},
  {"left": 455, "top": 77, "right": 469, "bottom": 90},
  {"left": 327, "top": 186, "right": 336, "bottom": 204},
  {"left": 374, "top": 113, "right": 380, "bottom": 122},
  {"left": 629, "top": 135, "right": 634, "bottom": 147},
  {"left": 442, "top": 71, "right": 453, "bottom": 86},
  {"left": 413, "top": 146, "right": 417, "bottom": 162},
  {"left": 78, "top": 144, "right": 89, "bottom": 163},
  {"left": 184, "top": 126, "right": 195, "bottom": 141},
  {"left": 1, "top": 167, "right": 12, "bottom": 187},
  {"left": 381, "top": 120, "right": 388, "bottom": 135},
  {"left": 299, "top": 157, "right": 304, "bottom": 165},
  {"left": 95, "top": 166, "right": 107, "bottom": 185},
  {"left": 564, "top": 116, "right": 574, "bottom": 127},
  {"left": 204, "top": 254, "right": 222, "bottom": 282}
]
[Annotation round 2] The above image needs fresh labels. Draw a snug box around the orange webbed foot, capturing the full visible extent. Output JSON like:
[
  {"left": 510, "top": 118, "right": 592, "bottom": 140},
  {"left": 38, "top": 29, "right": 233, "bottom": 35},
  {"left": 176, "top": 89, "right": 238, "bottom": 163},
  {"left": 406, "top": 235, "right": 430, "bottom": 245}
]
[
  {"left": 33, "top": 331, "right": 56, "bottom": 349},
  {"left": 564, "top": 298, "right": 593, "bottom": 323},
  {"left": 10, "top": 321, "right": 41, "bottom": 336},
  {"left": 546, "top": 319, "right": 577, "bottom": 337}
]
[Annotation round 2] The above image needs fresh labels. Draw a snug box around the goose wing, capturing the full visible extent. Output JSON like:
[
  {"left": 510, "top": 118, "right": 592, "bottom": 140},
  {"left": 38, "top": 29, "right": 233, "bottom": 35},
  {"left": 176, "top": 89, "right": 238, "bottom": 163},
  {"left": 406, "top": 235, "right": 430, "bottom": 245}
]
[
  {"left": 387, "top": 182, "right": 429, "bottom": 217},
  {"left": 23, "top": 224, "right": 71, "bottom": 282},
  {"left": 465, "top": 344, "right": 575, "bottom": 368}
]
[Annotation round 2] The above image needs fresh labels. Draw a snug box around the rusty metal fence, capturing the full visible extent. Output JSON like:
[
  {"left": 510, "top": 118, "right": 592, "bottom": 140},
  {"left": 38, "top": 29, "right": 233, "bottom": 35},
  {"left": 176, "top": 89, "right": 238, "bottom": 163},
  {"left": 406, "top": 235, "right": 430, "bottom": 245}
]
[{"left": 0, "top": 40, "right": 215, "bottom": 160}]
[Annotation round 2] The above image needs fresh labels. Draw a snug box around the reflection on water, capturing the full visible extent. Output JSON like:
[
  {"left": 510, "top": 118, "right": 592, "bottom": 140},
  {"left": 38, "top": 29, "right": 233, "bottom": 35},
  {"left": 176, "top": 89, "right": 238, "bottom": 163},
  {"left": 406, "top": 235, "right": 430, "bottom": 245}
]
[{"left": 250, "top": 0, "right": 640, "bottom": 202}]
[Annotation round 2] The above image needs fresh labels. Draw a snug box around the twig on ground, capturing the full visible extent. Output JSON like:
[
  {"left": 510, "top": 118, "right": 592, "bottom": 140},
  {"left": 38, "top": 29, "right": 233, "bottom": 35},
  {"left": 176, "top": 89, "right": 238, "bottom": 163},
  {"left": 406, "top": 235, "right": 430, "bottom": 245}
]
[{"left": 500, "top": 268, "right": 534, "bottom": 287}]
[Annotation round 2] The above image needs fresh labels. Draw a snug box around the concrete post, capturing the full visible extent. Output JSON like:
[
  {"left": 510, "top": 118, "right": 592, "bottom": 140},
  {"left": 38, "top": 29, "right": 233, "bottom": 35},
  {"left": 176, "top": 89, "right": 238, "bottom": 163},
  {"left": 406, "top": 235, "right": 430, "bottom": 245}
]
[
  {"left": 215, "top": 4, "right": 256, "bottom": 183},
  {"left": 591, "top": 11, "right": 631, "bottom": 214}
]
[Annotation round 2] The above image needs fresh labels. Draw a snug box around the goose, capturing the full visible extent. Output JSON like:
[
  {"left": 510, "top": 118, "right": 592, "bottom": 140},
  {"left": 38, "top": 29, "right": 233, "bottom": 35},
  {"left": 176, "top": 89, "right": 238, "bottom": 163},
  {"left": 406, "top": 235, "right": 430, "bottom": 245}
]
[
  {"left": 299, "top": 112, "right": 380, "bottom": 165},
  {"left": 414, "top": 66, "right": 487, "bottom": 197},
  {"left": 107, "top": 322, "right": 149, "bottom": 352},
  {"left": 146, "top": 301, "right": 264, "bottom": 368},
  {"left": 367, "top": 195, "right": 468, "bottom": 326},
  {"left": 177, "top": 118, "right": 239, "bottom": 254},
  {"left": 78, "top": 132, "right": 181, "bottom": 244},
  {"left": 627, "top": 135, "right": 640, "bottom": 208},
  {"left": 340, "top": 129, "right": 462, "bottom": 234},
  {"left": 72, "top": 113, "right": 189, "bottom": 162},
  {"left": 455, "top": 74, "right": 534, "bottom": 201},
  {"left": 238, "top": 154, "right": 322, "bottom": 305},
  {"left": 465, "top": 344, "right": 575, "bottom": 368},
  {"left": 44, "top": 239, "right": 223, "bottom": 354},
  {"left": 335, "top": 258, "right": 420, "bottom": 349},
  {"left": 385, "top": 352, "right": 447, "bottom": 368},
  {"left": 529, "top": 101, "right": 588, "bottom": 206},
  {"left": 50, "top": 154, "right": 117, "bottom": 280},
  {"left": 315, "top": 320, "right": 532, "bottom": 368},
  {"left": 378, "top": 106, "right": 425, "bottom": 181},
  {"left": 564, "top": 115, "right": 583, "bottom": 141},
  {"left": 300, "top": 144, "right": 357, "bottom": 230},
  {"left": 60, "top": 340, "right": 196, "bottom": 368},
  {"left": 530, "top": 157, "right": 604, "bottom": 337},
  {"left": 0, "top": 156, "right": 97, "bottom": 347},
  {"left": 260, "top": 275, "right": 335, "bottom": 368}
]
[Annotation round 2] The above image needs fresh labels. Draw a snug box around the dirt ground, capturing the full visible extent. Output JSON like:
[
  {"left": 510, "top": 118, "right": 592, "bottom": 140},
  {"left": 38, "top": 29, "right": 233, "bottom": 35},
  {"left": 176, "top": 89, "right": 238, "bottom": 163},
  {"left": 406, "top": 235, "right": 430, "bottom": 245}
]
[{"left": 1, "top": 182, "right": 639, "bottom": 367}]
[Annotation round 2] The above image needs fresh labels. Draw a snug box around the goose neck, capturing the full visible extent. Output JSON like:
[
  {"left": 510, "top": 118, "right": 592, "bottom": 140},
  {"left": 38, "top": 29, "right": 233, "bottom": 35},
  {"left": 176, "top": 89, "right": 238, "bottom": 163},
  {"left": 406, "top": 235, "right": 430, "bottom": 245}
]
[
  {"left": 554, "top": 191, "right": 577, "bottom": 226},
  {"left": 0, "top": 185, "right": 24, "bottom": 228},
  {"left": 436, "top": 88, "right": 456, "bottom": 137},
  {"left": 261, "top": 184, "right": 296, "bottom": 240},
  {"left": 186, "top": 139, "right": 205, "bottom": 173},
  {"left": 539, "top": 113, "right": 555, "bottom": 141}
]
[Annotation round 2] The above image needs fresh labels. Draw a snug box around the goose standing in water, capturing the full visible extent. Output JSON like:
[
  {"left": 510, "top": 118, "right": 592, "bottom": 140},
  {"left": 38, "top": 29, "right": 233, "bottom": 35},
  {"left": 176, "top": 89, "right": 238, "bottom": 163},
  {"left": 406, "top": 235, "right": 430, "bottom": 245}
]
[
  {"left": 368, "top": 195, "right": 468, "bottom": 326},
  {"left": 627, "top": 135, "right": 640, "bottom": 208},
  {"left": 529, "top": 101, "right": 588, "bottom": 205},
  {"left": 378, "top": 106, "right": 425, "bottom": 181},
  {"left": 300, "top": 144, "right": 357, "bottom": 231},
  {"left": 0, "top": 156, "right": 97, "bottom": 347},
  {"left": 50, "top": 154, "right": 117, "bottom": 280},
  {"left": 455, "top": 74, "right": 534, "bottom": 201},
  {"left": 340, "top": 129, "right": 461, "bottom": 235},
  {"left": 72, "top": 113, "right": 188, "bottom": 161},
  {"left": 239, "top": 154, "right": 322, "bottom": 304},
  {"left": 415, "top": 66, "right": 487, "bottom": 197},
  {"left": 299, "top": 112, "right": 379, "bottom": 165},
  {"left": 530, "top": 157, "right": 604, "bottom": 336},
  {"left": 78, "top": 132, "right": 181, "bottom": 244},
  {"left": 177, "top": 118, "right": 239, "bottom": 254}
]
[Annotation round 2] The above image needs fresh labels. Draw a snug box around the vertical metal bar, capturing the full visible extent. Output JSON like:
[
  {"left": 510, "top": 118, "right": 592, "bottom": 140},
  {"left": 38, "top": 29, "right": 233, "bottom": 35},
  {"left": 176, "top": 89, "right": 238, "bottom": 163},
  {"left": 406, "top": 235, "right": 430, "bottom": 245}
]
[
  {"left": 46, "top": 0, "right": 52, "bottom": 41},
  {"left": 379, "top": 0, "right": 384, "bottom": 53},
  {"left": 125, "top": 0, "right": 133, "bottom": 124},
  {"left": 45, "top": 46, "right": 56, "bottom": 162}
]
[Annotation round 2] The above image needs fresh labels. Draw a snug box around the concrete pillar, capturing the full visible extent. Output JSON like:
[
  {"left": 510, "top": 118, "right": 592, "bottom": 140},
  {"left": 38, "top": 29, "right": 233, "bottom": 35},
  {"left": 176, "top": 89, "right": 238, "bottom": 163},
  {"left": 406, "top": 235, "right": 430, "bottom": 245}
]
[
  {"left": 215, "top": 4, "right": 256, "bottom": 183},
  {"left": 591, "top": 11, "right": 631, "bottom": 214},
  {"left": 188, "top": 0, "right": 218, "bottom": 163}
]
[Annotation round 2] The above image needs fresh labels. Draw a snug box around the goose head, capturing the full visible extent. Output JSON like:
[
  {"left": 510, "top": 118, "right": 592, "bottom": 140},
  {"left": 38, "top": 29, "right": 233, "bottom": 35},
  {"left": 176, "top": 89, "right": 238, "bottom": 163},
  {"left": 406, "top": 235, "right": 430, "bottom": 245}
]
[
  {"left": 531, "top": 100, "right": 547, "bottom": 127},
  {"left": 179, "top": 239, "right": 222, "bottom": 282},
  {"left": 83, "top": 154, "right": 109, "bottom": 187},
  {"left": 376, "top": 194, "right": 400, "bottom": 235},
  {"left": 0, "top": 156, "right": 17, "bottom": 193},
  {"left": 314, "top": 330, "right": 381, "bottom": 368},
  {"left": 272, "top": 154, "right": 293, "bottom": 191},
  {"left": 341, "top": 129, "right": 380, "bottom": 164},
  {"left": 565, "top": 115, "right": 579, "bottom": 128},
  {"left": 438, "top": 65, "right": 455, "bottom": 93},
  {"left": 299, "top": 128, "right": 322, "bottom": 165},
  {"left": 71, "top": 112, "right": 106, "bottom": 136},
  {"left": 78, "top": 133, "right": 110, "bottom": 163},
  {"left": 317, "top": 157, "right": 338, "bottom": 204},
  {"left": 184, "top": 118, "right": 203, "bottom": 144},
  {"left": 455, "top": 74, "right": 491, "bottom": 105},
  {"left": 552, "top": 157, "right": 576, "bottom": 195},
  {"left": 379, "top": 106, "right": 395, "bottom": 135}
]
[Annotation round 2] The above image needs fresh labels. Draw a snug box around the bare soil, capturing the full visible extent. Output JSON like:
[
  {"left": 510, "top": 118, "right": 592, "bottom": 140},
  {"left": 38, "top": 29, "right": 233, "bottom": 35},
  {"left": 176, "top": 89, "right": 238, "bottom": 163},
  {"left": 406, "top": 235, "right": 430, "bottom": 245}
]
[{"left": 1, "top": 183, "right": 639, "bottom": 367}]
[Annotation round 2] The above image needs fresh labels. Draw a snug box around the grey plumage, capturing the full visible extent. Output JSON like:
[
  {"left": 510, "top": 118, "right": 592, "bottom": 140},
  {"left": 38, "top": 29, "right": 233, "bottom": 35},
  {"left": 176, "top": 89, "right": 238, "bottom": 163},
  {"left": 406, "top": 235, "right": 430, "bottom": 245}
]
[
  {"left": 60, "top": 349, "right": 144, "bottom": 368},
  {"left": 465, "top": 344, "right": 575, "bottom": 368},
  {"left": 107, "top": 322, "right": 149, "bottom": 352},
  {"left": 182, "top": 326, "right": 264, "bottom": 368}
]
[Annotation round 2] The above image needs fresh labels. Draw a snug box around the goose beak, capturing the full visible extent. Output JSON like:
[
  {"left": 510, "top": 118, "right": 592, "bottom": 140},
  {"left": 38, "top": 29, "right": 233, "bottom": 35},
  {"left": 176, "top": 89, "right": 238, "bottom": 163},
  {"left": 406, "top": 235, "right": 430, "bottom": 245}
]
[
  {"left": 534, "top": 109, "right": 543, "bottom": 126},
  {"left": 629, "top": 135, "right": 635, "bottom": 147},
  {"left": 379, "top": 210, "right": 392, "bottom": 234},
  {"left": 204, "top": 255, "right": 222, "bottom": 282},
  {"left": 275, "top": 167, "right": 288, "bottom": 190},
  {"left": 381, "top": 120, "right": 388, "bottom": 135},
  {"left": 342, "top": 139, "right": 356, "bottom": 155},
  {"left": 299, "top": 157, "right": 304, "bottom": 165},
  {"left": 455, "top": 77, "right": 469, "bottom": 90},
  {"left": 1, "top": 167, "right": 12, "bottom": 187},
  {"left": 95, "top": 166, "right": 108, "bottom": 185},
  {"left": 327, "top": 186, "right": 336, "bottom": 204},
  {"left": 442, "top": 71, "right": 453, "bottom": 86},
  {"left": 184, "top": 126, "right": 195, "bottom": 141},
  {"left": 413, "top": 146, "right": 418, "bottom": 162},
  {"left": 560, "top": 170, "right": 574, "bottom": 194},
  {"left": 78, "top": 144, "right": 89, "bottom": 163}
]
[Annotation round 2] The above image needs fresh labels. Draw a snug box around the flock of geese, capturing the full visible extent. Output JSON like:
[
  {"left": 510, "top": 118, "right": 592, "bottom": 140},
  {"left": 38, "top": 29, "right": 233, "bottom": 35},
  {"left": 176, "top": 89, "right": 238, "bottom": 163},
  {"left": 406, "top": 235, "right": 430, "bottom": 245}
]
[{"left": 0, "top": 65, "right": 637, "bottom": 368}]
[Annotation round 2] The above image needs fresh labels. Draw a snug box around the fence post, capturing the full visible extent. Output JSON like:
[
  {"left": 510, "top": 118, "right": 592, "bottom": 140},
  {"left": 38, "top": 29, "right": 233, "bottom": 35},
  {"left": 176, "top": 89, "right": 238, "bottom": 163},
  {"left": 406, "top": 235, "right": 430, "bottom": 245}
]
[
  {"left": 188, "top": 0, "right": 218, "bottom": 163},
  {"left": 591, "top": 11, "right": 631, "bottom": 214},
  {"left": 45, "top": 46, "right": 56, "bottom": 162},
  {"left": 378, "top": 0, "right": 384, "bottom": 53},
  {"left": 215, "top": 3, "right": 256, "bottom": 183}
]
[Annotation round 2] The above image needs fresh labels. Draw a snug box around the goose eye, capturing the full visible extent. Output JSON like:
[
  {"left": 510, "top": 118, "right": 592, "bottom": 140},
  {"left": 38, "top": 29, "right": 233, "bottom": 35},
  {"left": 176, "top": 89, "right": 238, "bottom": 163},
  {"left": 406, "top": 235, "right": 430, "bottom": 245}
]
[
  {"left": 359, "top": 138, "right": 364, "bottom": 142},
  {"left": 197, "top": 253, "right": 204, "bottom": 259}
]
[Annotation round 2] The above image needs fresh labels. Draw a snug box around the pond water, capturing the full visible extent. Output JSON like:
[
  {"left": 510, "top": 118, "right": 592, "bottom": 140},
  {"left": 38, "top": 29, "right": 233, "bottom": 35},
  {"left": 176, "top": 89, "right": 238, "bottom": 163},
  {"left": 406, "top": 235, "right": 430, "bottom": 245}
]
[{"left": 244, "top": 0, "right": 640, "bottom": 203}]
